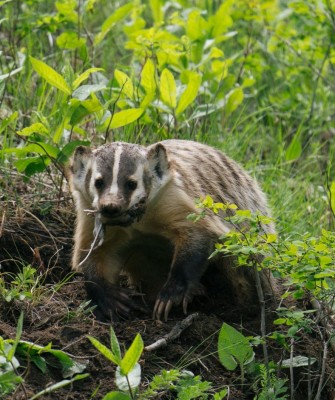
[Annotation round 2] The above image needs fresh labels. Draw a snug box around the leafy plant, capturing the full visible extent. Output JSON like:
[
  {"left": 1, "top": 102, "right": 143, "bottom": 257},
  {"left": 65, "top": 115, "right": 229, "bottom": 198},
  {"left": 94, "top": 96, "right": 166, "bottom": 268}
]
[
  {"left": 0, "top": 312, "right": 88, "bottom": 397},
  {"left": 88, "top": 326, "right": 143, "bottom": 399},
  {"left": 0, "top": 265, "right": 44, "bottom": 303},
  {"left": 217, "top": 323, "right": 254, "bottom": 384}
]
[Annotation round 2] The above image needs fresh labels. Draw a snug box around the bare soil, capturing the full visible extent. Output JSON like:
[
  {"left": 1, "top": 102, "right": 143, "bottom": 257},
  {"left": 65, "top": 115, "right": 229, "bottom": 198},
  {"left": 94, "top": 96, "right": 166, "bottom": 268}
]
[{"left": 0, "top": 185, "right": 334, "bottom": 399}]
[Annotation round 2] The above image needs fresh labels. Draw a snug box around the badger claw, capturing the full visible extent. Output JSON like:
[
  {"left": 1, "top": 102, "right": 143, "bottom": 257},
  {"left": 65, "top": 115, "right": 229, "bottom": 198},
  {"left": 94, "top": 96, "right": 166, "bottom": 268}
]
[
  {"left": 153, "top": 280, "right": 205, "bottom": 321},
  {"left": 85, "top": 278, "right": 145, "bottom": 321}
]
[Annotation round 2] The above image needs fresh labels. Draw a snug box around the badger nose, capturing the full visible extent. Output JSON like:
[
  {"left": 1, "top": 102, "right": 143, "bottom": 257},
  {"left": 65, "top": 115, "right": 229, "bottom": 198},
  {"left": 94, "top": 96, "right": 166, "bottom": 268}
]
[{"left": 100, "top": 204, "right": 122, "bottom": 217}]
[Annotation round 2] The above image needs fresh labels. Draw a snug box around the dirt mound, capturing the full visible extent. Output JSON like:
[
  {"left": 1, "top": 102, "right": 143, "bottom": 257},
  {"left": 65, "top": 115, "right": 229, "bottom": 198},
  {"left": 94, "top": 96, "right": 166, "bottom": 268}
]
[{"left": 0, "top": 199, "right": 334, "bottom": 399}]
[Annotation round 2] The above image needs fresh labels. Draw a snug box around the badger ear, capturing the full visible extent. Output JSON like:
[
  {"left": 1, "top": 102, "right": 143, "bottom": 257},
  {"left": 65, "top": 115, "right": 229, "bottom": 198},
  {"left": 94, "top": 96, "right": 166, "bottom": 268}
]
[
  {"left": 71, "top": 146, "right": 92, "bottom": 175},
  {"left": 147, "top": 143, "right": 169, "bottom": 179}
]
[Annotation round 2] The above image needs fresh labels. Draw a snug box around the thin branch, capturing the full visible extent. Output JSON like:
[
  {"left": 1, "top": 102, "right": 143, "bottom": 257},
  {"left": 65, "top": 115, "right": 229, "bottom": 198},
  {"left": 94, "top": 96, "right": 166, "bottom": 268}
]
[{"left": 144, "top": 313, "right": 199, "bottom": 352}]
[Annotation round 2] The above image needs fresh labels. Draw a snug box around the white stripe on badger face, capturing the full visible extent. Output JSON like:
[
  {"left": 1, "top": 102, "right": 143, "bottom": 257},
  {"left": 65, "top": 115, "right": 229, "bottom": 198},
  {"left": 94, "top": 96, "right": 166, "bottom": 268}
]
[
  {"left": 128, "top": 164, "right": 145, "bottom": 208},
  {"left": 109, "top": 145, "right": 123, "bottom": 196}
]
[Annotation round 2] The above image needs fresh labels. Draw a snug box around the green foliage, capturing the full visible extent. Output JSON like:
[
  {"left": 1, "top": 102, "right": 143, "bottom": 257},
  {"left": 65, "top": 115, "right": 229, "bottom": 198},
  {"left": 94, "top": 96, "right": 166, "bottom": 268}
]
[
  {"left": 0, "top": 312, "right": 88, "bottom": 396},
  {"left": 0, "top": 265, "right": 44, "bottom": 303},
  {"left": 218, "top": 323, "right": 254, "bottom": 383},
  {"left": 88, "top": 326, "right": 144, "bottom": 398}
]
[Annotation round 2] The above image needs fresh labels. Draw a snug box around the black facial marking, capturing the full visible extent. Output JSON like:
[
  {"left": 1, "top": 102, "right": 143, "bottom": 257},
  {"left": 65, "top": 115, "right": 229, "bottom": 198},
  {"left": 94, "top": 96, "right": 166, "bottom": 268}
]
[{"left": 95, "top": 178, "right": 104, "bottom": 190}]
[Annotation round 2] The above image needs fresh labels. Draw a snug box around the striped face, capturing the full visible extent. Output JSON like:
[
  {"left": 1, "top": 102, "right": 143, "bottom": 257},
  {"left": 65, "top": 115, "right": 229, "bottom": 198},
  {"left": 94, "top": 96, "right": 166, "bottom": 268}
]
[{"left": 71, "top": 143, "right": 169, "bottom": 227}]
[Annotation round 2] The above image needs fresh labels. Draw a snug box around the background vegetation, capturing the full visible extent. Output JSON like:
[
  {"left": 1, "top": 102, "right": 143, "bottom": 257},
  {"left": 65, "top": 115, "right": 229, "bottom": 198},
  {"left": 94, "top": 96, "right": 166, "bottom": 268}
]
[{"left": 0, "top": 0, "right": 334, "bottom": 398}]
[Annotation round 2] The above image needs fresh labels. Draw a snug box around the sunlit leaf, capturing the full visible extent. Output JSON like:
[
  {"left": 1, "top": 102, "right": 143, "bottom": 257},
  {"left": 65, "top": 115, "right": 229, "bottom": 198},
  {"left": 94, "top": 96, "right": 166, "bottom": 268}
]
[
  {"left": 17, "top": 123, "right": 49, "bottom": 137},
  {"left": 103, "top": 108, "right": 144, "bottom": 130},
  {"left": 94, "top": 3, "right": 133, "bottom": 45},
  {"left": 120, "top": 333, "right": 143, "bottom": 375},
  {"left": 176, "top": 71, "right": 201, "bottom": 115},
  {"left": 114, "top": 69, "right": 134, "bottom": 99},
  {"left": 56, "top": 31, "right": 85, "bottom": 50},
  {"left": 29, "top": 56, "right": 71, "bottom": 95},
  {"left": 160, "top": 69, "right": 176, "bottom": 108},
  {"left": 72, "top": 67, "right": 104, "bottom": 90},
  {"left": 224, "top": 88, "right": 244, "bottom": 116}
]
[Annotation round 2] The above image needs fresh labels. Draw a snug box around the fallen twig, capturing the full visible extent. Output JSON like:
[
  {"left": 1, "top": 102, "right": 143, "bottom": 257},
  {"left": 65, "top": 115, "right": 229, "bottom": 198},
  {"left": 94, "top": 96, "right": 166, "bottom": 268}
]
[{"left": 144, "top": 313, "right": 199, "bottom": 352}]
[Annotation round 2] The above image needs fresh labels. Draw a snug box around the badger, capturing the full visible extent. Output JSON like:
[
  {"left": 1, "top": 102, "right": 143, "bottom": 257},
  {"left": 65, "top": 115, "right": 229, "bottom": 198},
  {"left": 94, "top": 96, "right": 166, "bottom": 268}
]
[{"left": 68, "top": 140, "right": 276, "bottom": 321}]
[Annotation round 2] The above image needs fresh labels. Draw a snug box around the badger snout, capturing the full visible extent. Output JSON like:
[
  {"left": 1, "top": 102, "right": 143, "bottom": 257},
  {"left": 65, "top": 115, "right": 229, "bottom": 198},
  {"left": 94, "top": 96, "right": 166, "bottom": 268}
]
[{"left": 100, "top": 204, "right": 122, "bottom": 218}]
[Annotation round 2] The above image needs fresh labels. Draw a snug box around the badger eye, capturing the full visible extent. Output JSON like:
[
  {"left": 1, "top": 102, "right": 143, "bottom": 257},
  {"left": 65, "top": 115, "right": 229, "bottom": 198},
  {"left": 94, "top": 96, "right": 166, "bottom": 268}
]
[
  {"left": 126, "top": 180, "right": 137, "bottom": 191},
  {"left": 95, "top": 178, "right": 104, "bottom": 189}
]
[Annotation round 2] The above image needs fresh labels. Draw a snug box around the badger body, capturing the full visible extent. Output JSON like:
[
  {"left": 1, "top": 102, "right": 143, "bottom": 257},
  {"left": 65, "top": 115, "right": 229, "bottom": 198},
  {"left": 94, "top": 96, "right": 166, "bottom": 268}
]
[{"left": 69, "top": 140, "right": 276, "bottom": 320}]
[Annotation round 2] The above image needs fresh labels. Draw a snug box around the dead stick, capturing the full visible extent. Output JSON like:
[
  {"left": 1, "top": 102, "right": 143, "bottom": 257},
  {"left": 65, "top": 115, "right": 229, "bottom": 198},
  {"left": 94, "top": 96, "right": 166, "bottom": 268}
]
[{"left": 144, "top": 313, "right": 199, "bottom": 352}]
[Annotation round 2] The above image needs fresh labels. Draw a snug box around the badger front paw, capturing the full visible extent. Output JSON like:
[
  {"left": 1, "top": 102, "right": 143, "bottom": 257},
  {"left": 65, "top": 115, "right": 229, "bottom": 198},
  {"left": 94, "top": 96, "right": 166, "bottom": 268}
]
[
  {"left": 85, "top": 278, "right": 144, "bottom": 321},
  {"left": 153, "top": 278, "right": 205, "bottom": 321}
]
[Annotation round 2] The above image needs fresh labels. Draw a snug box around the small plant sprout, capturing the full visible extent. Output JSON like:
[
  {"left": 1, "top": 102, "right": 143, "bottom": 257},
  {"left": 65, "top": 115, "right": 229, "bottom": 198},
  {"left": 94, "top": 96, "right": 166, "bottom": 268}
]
[{"left": 88, "top": 326, "right": 144, "bottom": 399}]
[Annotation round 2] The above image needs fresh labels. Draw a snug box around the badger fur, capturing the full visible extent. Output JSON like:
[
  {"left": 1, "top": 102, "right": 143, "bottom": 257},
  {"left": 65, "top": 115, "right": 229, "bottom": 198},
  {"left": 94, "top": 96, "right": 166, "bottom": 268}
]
[{"left": 68, "top": 140, "right": 276, "bottom": 320}]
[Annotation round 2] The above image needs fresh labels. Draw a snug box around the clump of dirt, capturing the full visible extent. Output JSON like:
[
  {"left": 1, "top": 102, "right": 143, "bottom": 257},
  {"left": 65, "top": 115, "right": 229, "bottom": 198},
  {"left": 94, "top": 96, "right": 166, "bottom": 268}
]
[{"left": 0, "top": 195, "right": 334, "bottom": 399}]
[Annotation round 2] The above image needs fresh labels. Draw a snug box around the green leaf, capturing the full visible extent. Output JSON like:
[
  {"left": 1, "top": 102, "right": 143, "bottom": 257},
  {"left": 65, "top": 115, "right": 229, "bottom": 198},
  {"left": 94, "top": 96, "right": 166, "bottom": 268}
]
[
  {"left": 103, "top": 392, "right": 132, "bottom": 400},
  {"left": 56, "top": 31, "right": 85, "bottom": 50},
  {"left": 110, "top": 327, "right": 121, "bottom": 360},
  {"left": 120, "top": 333, "right": 144, "bottom": 375},
  {"left": 72, "top": 84, "right": 106, "bottom": 100},
  {"left": 176, "top": 72, "right": 201, "bottom": 115},
  {"left": 17, "top": 123, "right": 49, "bottom": 137},
  {"left": 116, "top": 363, "right": 141, "bottom": 391},
  {"left": 72, "top": 67, "right": 104, "bottom": 90},
  {"left": 104, "top": 108, "right": 144, "bottom": 130},
  {"left": 14, "top": 156, "right": 50, "bottom": 176},
  {"left": 286, "top": 132, "right": 302, "bottom": 161},
  {"left": 282, "top": 356, "right": 316, "bottom": 368},
  {"left": 218, "top": 323, "right": 254, "bottom": 371},
  {"left": 149, "top": 0, "right": 163, "bottom": 22},
  {"left": 29, "top": 56, "right": 71, "bottom": 95},
  {"left": 94, "top": 3, "right": 133, "bottom": 45},
  {"left": 141, "top": 58, "right": 156, "bottom": 95},
  {"left": 114, "top": 69, "right": 134, "bottom": 99},
  {"left": 224, "top": 88, "right": 244, "bottom": 116},
  {"left": 87, "top": 336, "right": 121, "bottom": 365},
  {"left": 160, "top": 69, "right": 176, "bottom": 108}
]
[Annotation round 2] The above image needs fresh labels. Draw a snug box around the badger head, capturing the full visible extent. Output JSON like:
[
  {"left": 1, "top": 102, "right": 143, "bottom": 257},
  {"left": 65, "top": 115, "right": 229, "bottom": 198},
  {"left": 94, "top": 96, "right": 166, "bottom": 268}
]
[{"left": 70, "top": 142, "right": 170, "bottom": 227}]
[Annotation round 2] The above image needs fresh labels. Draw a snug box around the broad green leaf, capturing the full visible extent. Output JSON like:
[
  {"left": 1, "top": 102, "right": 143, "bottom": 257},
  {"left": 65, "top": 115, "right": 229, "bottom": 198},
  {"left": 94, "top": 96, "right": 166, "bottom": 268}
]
[
  {"left": 120, "top": 333, "right": 143, "bottom": 375},
  {"left": 29, "top": 56, "right": 71, "bottom": 95},
  {"left": 149, "top": 0, "right": 163, "bottom": 22},
  {"left": 72, "top": 67, "right": 104, "bottom": 90},
  {"left": 160, "top": 69, "right": 176, "bottom": 108},
  {"left": 110, "top": 326, "right": 121, "bottom": 360},
  {"left": 116, "top": 363, "right": 141, "bottom": 391},
  {"left": 94, "top": 3, "right": 133, "bottom": 45},
  {"left": 141, "top": 58, "right": 156, "bottom": 95},
  {"left": 186, "top": 10, "right": 208, "bottom": 41},
  {"left": 282, "top": 356, "right": 316, "bottom": 368},
  {"left": 14, "top": 156, "right": 50, "bottom": 176},
  {"left": 17, "top": 123, "right": 49, "bottom": 137},
  {"left": 176, "top": 72, "right": 201, "bottom": 115},
  {"left": 104, "top": 108, "right": 144, "bottom": 130},
  {"left": 285, "top": 133, "right": 302, "bottom": 161},
  {"left": 114, "top": 69, "right": 134, "bottom": 99},
  {"left": 103, "top": 392, "right": 132, "bottom": 400},
  {"left": 218, "top": 323, "right": 254, "bottom": 371},
  {"left": 224, "top": 88, "right": 244, "bottom": 116},
  {"left": 4, "top": 142, "right": 59, "bottom": 158},
  {"left": 210, "top": 0, "right": 234, "bottom": 37},
  {"left": 72, "top": 84, "right": 106, "bottom": 100},
  {"left": 87, "top": 336, "right": 121, "bottom": 365},
  {"left": 56, "top": 31, "right": 85, "bottom": 50}
]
